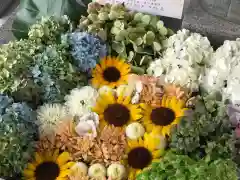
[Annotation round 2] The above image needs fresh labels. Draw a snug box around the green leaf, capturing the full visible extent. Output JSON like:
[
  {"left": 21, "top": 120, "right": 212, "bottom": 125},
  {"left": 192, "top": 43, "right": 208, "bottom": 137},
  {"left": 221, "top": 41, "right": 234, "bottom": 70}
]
[
  {"left": 12, "top": 0, "right": 91, "bottom": 39},
  {"left": 131, "top": 65, "right": 145, "bottom": 75},
  {"left": 140, "top": 55, "right": 152, "bottom": 66},
  {"left": 141, "top": 15, "right": 151, "bottom": 25},
  {"left": 143, "top": 31, "right": 155, "bottom": 45},
  {"left": 153, "top": 41, "right": 162, "bottom": 52},
  {"left": 112, "top": 41, "right": 125, "bottom": 54},
  {"left": 127, "top": 51, "right": 135, "bottom": 62}
]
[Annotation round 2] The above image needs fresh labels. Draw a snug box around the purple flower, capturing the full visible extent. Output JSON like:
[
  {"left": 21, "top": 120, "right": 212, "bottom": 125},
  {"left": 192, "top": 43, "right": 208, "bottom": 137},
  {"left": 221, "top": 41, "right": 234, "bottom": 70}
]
[{"left": 227, "top": 104, "right": 240, "bottom": 137}]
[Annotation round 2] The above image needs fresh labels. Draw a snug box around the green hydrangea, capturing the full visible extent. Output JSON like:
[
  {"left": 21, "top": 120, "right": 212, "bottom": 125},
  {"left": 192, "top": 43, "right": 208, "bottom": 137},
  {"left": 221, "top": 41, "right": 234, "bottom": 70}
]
[{"left": 0, "top": 39, "right": 39, "bottom": 94}]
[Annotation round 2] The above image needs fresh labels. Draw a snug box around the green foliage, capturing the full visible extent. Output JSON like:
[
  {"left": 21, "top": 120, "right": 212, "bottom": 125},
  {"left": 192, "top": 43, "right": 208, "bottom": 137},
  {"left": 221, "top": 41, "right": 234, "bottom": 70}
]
[
  {"left": 12, "top": 0, "right": 91, "bottom": 39},
  {"left": 0, "top": 16, "right": 87, "bottom": 107},
  {"left": 137, "top": 152, "right": 238, "bottom": 180},
  {"left": 170, "top": 94, "right": 235, "bottom": 161},
  {"left": 78, "top": 2, "right": 173, "bottom": 73}
]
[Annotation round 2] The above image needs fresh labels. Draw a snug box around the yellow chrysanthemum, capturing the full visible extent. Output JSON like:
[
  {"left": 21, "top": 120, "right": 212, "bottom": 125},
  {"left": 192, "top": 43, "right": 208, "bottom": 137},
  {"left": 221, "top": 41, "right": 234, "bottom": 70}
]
[
  {"left": 23, "top": 150, "right": 74, "bottom": 180},
  {"left": 125, "top": 131, "right": 164, "bottom": 180},
  {"left": 91, "top": 56, "right": 130, "bottom": 88},
  {"left": 141, "top": 95, "right": 188, "bottom": 136},
  {"left": 92, "top": 90, "right": 142, "bottom": 129}
]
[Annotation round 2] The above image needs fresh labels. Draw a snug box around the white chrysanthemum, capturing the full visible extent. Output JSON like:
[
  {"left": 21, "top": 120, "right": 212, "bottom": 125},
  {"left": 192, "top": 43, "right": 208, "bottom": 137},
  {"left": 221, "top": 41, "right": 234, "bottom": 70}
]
[
  {"left": 65, "top": 86, "right": 98, "bottom": 117},
  {"left": 202, "top": 39, "right": 240, "bottom": 102},
  {"left": 37, "top": 103, "right": 68, "bottom": 137},
  {"left": 148, "top": 29, "right": 213, "bottom": 91}
]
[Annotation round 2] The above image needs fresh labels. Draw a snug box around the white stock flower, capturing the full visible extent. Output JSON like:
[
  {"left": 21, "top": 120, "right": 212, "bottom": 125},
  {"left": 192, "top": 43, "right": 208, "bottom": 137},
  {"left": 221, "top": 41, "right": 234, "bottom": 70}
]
[
  {"left": 65, "top": 86, "right": 98, "bottom": 117},
  {"left": 37, "top": 103, "right": 68, "bottom": 137},
  {"left": 148, "top": 29, "right": 213, "bottom": 91}
]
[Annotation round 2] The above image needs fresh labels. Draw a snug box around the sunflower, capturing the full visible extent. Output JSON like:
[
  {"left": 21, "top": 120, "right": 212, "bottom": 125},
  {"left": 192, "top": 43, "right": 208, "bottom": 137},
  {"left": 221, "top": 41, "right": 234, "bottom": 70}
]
[
  {"left": 125, "top": 131, "right": 164, "bottom": 180},
  {"left": 92, "top": 90, "right": 142, "bottom": 129},
  {"left": 141, "top": 95, "right": 188, "bottom": 136},
  {"left": 91, "top": 56, "right": 130, "bottom": 88},
  {"left": 23, "top": 150, "right": 74, "bottom": 180}
]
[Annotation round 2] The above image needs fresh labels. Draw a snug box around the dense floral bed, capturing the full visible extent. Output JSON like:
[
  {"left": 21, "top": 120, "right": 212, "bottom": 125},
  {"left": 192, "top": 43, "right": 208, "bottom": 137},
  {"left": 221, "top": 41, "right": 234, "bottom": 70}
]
[{"left": 0, "top": 2, "right": 240, "bottom": 180}]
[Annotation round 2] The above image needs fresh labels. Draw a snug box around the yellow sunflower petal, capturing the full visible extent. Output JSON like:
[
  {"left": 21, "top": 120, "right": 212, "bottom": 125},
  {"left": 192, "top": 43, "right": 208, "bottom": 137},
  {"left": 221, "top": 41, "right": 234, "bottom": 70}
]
[
  {"left": 95, "top": 64, "right": 102, "bottom": 73},
  {"left": 145, "top": 123, "right": 155, "bottom": 132},
  {"left": 34, "top": 152, "right": 43, "bottom": 164},
  {"left": 100, "top": 57, "right": 107, "bottom": 69},
  {"left": 52, "top": 149, "right": 60, "bottom": 161},
  {"left": 128, "top": 139, "right": 139, "bottom": 148},
  {"left": 61, "top": 162, "right": 75, "bottom": 171},
  {"left": 91, "top": 77, "right": 101, "bottom": 88},
  {"left": 122, "top": 95, "right": 131, "bottom": 105},
  {"left": 56, "top": 177, "right": 66, "bottom": 180},
  {"left": 44, "top": 151, "right": 53, "bottom": 161},
  {"left": 57, "top": 152, "right": 71, "bottom": 166},
  {"left": 152, "top": 149, "right": 163, "bottom": 158},
  {"left": 128, "top": 168, "right": 137, "bottom": 180},
  {"left": 27, "top": 163, "right": 36, "bottom": 171},
  {"left": 161, "top": 95, "right": 166, "bottom": 106},
  {"left": 138, "top": 137, "right": 144, "bottom": 147},
  {"left": 58, "top": 169, "right": 71, "bottom": 177},
  {"left": 162, "top": 126, "right": 170, "bottom": 136},
  {"left": 117, "top": 91, "right": 124, "bottom": 104},
  {"left": 23, "top": 169, "right": 34, "bottom": 178},
  {"left": 28, "top": 178, "right": 36, "bottom": 180}
]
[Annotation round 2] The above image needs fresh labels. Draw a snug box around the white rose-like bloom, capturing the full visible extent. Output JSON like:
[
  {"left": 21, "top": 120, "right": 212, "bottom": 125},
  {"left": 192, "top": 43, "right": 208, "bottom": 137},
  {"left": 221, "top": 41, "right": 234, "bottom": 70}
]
[
  {"left": 148, "top": 29, "right": 213, "bottom": 91},
  {"left": 71, "top": 162, "right": 88, "bottom": 176},
  {"left": 202, "top": 39, "right": 240, "bottom": 100},
  {"left": 107, "top": 164, "right": 126, "bottom": 179},
  {"left": 75, "top": 112, "right": 99, "bottom": 137},
  {"left": 37, "top": 103, "right": 68, "bottom": 137},
  {"left": 126, "top": 122, "right": 145, "bottom": 140},
  {"left": 65, "top": 86, "right": 98, "bottom": 117},
  {"left": 88, "top": 163, "right": 106, "bottom": 178}
]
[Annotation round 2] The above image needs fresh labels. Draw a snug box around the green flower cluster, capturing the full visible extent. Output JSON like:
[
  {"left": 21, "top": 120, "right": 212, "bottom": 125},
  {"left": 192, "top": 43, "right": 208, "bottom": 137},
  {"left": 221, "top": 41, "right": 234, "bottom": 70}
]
[
  {"left": 170, "top": 94, "right": 235, "bottom": 161},
  {"left": 137, "top": 151, "right": 238, "bottom": 180},
  {"left": 79, "top": 2, "right": 173, "bottom": 73}
]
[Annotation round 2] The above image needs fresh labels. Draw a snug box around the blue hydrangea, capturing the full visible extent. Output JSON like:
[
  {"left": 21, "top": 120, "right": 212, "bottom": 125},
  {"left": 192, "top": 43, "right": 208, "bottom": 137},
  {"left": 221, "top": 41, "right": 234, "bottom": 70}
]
[
  {"left": 0, "top": 94, "right": 13, "bottom": 115},
  {"left": 0, "top": 94, "right": 37, "bottom": 177},
  {"left": 68, "top": 32, "right": 107, "bottom": 73}
]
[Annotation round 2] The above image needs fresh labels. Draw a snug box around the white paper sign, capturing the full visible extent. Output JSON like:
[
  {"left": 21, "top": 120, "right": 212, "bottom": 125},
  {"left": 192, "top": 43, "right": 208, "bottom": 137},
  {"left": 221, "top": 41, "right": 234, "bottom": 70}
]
[{"left": 96, "top": 0, "right": 184, "bottom": 19}]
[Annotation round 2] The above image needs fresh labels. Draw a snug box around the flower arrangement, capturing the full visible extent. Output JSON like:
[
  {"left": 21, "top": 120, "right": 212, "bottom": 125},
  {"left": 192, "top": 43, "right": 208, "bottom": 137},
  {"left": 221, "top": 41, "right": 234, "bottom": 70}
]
[{"left": 0, "top": 2, "right": 240, "bottom": 180}]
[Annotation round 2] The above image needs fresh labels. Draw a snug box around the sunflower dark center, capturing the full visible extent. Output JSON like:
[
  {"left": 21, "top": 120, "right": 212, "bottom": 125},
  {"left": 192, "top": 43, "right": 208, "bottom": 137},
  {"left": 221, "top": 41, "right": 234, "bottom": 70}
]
[
  {"left": 150, "top": 107, "right": 176, "bottom": 126},
  {"left": 35, "top": 161, "right": 60, "bottom": 180},
  {"left": 127, "top": 147, "right": 152, "bottom": 169},
  {"left": 103, "top": 67, "right": 121, "bottom": 82},
  {"left": 104, "top": 103, "right": 130, "bottom": 127}
]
